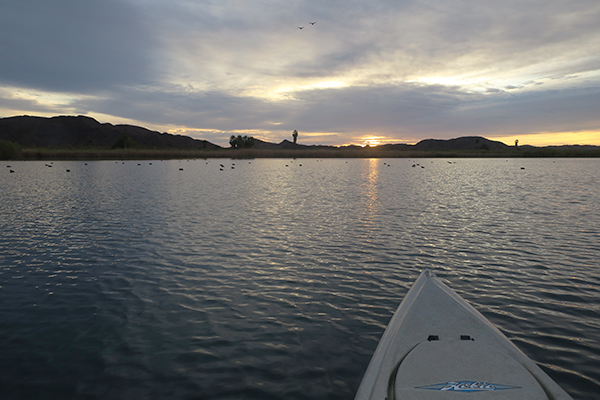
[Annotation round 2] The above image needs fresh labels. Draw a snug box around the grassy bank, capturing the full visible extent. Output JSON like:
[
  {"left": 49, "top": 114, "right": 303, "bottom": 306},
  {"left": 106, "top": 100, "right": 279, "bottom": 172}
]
[
  {"left": 18, "top": 147, "right": 511, "bottom": 160},
  {"left": 19, "top": 147, "right": 222, "bottom": 160},
  {"left": 0, "top": 139, "right": 21, "bottom": 160},
  {"left": 9, "top": 145, "right": 600, "bottom": 160}
]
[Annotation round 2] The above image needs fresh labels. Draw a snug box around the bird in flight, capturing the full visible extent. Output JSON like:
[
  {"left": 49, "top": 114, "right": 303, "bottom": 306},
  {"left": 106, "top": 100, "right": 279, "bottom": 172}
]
[
  {"left": 298, "top": 26, "right": 304, "bottom": 30},
  {"left": 309, "top": 21, "right": 316, "bottom": 25}
]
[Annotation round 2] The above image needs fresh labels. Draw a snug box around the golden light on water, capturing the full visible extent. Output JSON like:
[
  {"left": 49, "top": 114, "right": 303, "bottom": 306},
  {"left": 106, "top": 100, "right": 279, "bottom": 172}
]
[{"left": 359, "top": 158, "right": 380, "bottom": 229}]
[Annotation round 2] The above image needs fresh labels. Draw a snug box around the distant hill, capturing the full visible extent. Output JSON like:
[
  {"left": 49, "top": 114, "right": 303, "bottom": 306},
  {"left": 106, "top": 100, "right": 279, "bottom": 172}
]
[
  {"left": 2, "top": 115, "right": 599, "bottom": 156},
  {"left": 0, "top": 115, "right": 220, "bottom": 149},
  {"left": 413, "top": 136, "right": 510, "bottom": 151},
  {"left": 350, "top": 136, "right": 510, "bottom": 152}
]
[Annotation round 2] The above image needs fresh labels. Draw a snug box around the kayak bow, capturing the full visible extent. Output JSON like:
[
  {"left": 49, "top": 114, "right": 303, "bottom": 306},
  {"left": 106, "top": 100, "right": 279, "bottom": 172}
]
[{"left": 355, "top": 270, "right": 573, "bottom": 400}]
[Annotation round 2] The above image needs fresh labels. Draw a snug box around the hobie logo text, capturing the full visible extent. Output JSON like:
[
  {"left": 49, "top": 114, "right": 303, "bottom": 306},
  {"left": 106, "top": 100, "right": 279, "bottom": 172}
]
[{"left": 418, "top": 381, "right": 520, "bottom": 392}]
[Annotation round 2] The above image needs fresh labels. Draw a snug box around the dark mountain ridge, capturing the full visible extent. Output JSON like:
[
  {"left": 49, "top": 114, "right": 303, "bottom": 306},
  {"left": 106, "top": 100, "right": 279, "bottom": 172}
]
[
  {"left": 2, "top": 115, "right": 598, "bottom": 155},
  {"left": 0, "top": 115, "right": 219, "bottom": 149}
]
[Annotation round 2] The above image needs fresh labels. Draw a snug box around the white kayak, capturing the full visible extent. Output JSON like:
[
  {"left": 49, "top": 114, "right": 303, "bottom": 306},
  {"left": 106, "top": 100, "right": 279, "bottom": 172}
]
[{"left": 354, "top": 270, "right": 573, "bottom": 400}]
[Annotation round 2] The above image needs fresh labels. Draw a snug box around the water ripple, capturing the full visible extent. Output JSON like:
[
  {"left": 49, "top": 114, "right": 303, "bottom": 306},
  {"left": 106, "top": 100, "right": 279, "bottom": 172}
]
[{"left": 1, "top": 159, "right": 599, "bottom": 398}]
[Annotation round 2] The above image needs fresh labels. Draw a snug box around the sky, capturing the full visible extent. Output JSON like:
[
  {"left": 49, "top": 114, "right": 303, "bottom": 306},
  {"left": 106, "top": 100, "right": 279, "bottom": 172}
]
[{"left": 1, "top": 0, "right": 600, "bottom": 147}]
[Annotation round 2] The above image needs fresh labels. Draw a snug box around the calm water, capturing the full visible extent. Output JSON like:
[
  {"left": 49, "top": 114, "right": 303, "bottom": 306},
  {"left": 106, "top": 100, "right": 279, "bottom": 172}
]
[{"left": 1, "top": 158, "right": 599, "bottom": 399}]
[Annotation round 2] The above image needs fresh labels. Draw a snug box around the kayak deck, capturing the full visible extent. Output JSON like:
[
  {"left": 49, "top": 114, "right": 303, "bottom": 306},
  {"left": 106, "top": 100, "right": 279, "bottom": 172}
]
[{"left": 354, "top": 270, "right": 573, "bottom": 399}]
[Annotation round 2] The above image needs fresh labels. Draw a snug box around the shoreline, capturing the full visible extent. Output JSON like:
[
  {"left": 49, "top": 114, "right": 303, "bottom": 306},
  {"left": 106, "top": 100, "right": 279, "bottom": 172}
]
[{"left": 2, "top": 146, "right": 598, "bottom": 160}]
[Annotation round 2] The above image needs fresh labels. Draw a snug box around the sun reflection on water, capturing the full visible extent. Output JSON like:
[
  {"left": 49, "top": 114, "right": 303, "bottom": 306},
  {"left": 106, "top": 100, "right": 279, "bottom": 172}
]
[{"left": 359, "top": 159, "right": 380, "bottom": 229}]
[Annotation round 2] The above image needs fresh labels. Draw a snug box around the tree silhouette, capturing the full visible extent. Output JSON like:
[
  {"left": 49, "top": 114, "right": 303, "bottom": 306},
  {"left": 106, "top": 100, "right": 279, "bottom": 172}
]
[
  {"left": 292, "top": 130, "right": 298, "bottom": 144},
  {"left": 229, "top": 135, "right": 255, "bottom": 148}
]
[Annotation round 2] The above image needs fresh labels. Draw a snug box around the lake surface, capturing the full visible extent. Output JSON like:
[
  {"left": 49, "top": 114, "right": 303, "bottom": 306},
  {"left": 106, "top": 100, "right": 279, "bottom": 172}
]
[{"left": 1, "top": 158, "right": 599, "bottom": 399}]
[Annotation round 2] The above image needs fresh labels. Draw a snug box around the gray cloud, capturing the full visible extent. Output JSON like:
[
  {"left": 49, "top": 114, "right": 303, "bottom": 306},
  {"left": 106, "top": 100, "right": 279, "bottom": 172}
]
[
  {"left": 54, "top": 79, "right": 600, "bottom": 146},
  {"left": 0, "top": 0, "right": 156, "bottom": 92},
  {"left": 283, "top": 84, "right": 600, "bottom": 139},
  {"left": 1, "top": 0, "right": 599, "bottom": 146}
]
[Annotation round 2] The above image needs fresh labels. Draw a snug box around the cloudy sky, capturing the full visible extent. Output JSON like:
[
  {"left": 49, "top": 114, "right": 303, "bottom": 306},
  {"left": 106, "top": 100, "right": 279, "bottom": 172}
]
[{"left": 1, "top": 0, "right": 600, "bottom": 147}]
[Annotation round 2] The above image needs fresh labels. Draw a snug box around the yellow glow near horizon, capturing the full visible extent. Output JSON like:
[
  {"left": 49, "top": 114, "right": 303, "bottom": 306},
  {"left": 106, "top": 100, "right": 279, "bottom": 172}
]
[
  {"left": 166, "top": 127, "right": 268, "bottom": 138},
  {"left": 353, "top": 135, "right": 410, "bottom": 147},
  {"left": 493, "top": 131, "right": 600, "bottom": 147},
  {"left": 363, "top": 136, "right": 383, "bottom": 147},
  {"left": 0, "top": 86, "right": 77, "bottom": 117}
]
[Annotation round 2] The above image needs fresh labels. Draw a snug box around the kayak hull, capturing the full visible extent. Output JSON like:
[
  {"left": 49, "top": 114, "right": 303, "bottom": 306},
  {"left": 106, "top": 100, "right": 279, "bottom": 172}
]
[{"left": 354, "top": 270, "right": 573, "bottom": 400}]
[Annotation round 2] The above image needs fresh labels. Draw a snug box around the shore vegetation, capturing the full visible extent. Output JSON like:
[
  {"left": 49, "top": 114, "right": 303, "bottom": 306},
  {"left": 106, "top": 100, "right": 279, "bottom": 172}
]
[
  {"left": 0, "top": 144, "right": 596, "bottom": 161},
  {"left": 0, "top": 139, "right": 22, "bottom": 160}
]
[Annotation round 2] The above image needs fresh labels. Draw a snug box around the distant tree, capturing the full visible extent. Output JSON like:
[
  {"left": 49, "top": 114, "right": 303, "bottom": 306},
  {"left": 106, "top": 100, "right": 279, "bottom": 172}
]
[
  {"left": 292, "top": 130, "right": 298, "bottom": 144},
  {"left": 230, "top": 135, "right": 255, "bottom": 149}
]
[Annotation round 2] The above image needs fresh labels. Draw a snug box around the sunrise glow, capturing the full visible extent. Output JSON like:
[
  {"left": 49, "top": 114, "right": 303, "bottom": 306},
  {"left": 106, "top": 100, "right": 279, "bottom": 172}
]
[
  {"left": 493, "top": 131, "right": 600, "bottom": 147},
  {"left": 1, "top": 1, "right": 599, "bottom": 147}
]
